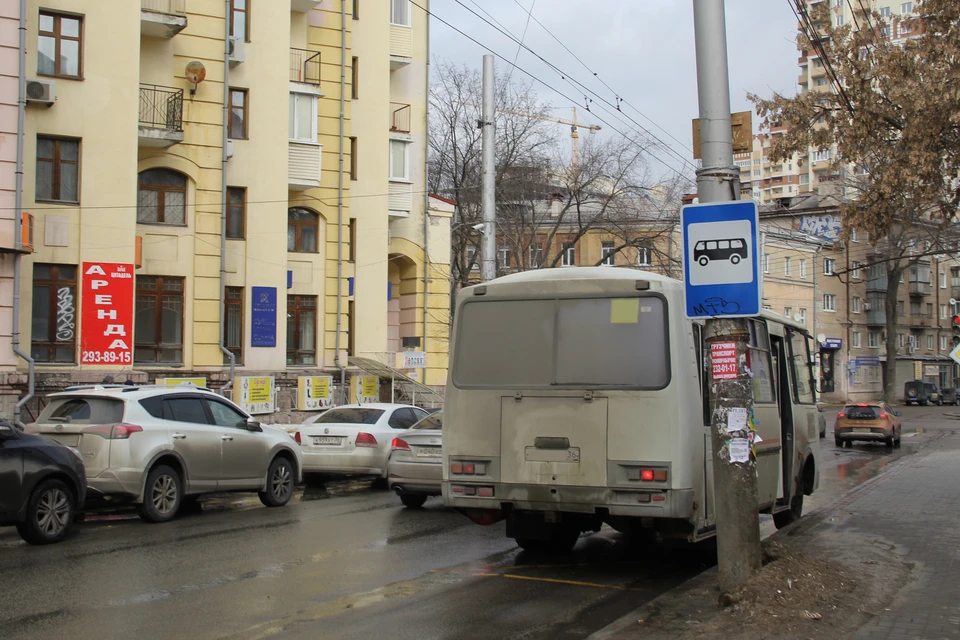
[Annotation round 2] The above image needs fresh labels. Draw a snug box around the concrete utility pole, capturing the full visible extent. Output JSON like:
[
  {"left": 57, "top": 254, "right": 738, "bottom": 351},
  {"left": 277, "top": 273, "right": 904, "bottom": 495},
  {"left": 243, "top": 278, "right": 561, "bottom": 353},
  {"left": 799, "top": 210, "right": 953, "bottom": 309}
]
[
  {"left": 692, "top": 0, "right": 761, "bottom": 594},
  {"left": 480, "top": 54, "right": 497, "bottom": 282}
]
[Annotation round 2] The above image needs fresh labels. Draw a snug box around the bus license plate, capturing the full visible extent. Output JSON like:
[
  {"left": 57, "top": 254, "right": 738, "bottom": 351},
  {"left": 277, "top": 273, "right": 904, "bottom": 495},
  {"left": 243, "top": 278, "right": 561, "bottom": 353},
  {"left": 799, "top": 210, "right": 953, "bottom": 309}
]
[
  {"left": 313, "top": 436, "right": 341, "bottom": 445},
  {"left": 417, "top": 447, "right": 442, "bottom": 458}
]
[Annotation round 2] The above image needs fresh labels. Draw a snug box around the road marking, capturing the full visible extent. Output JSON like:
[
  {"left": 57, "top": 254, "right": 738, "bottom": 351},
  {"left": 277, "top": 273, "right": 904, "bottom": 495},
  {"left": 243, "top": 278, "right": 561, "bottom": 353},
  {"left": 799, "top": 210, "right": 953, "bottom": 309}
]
[{"left": 495, "top": 573, "right": 647, "bottom": 591}]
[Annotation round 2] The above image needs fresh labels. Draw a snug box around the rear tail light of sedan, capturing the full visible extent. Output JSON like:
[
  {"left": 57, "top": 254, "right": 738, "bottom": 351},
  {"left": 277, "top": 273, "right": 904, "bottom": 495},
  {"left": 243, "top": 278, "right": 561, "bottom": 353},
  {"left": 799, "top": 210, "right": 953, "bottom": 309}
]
[
  {"left": 391, "top": 437, "right": 410, "bottom": 451},
  {"left": 355, "top": 432, "right": 378, "bottom": 447},
  {"left": 294, "top": 431, "right": 302, "bottom": 445},
  {"left": 82, "top": 424, "right": 143, "bottom": 439}
]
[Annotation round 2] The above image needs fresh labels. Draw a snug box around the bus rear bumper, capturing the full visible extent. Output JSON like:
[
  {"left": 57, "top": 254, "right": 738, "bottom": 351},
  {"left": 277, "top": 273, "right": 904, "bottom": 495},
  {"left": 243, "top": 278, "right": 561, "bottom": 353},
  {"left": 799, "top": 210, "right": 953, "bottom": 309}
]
[{"left": 442, "top": 482, "right": 695, "bottom": 519}]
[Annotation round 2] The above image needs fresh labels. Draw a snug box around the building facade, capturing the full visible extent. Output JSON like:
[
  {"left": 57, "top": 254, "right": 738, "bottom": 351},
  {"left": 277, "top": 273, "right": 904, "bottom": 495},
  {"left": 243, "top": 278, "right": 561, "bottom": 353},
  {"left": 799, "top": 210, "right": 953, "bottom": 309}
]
[{"left": 0, "top": 0, "right": 448, "bottom": 422}]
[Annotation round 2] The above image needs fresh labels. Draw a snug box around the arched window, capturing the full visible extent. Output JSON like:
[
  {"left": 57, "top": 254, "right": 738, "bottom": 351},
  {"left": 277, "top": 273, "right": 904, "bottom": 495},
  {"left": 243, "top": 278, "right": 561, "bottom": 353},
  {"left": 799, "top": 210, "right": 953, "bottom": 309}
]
[
  {"left": 138, "top": 169, "right": 186, "bottom": 224},
  {"left": 288, "top": 208, "right": 318, "bottom": 252}
]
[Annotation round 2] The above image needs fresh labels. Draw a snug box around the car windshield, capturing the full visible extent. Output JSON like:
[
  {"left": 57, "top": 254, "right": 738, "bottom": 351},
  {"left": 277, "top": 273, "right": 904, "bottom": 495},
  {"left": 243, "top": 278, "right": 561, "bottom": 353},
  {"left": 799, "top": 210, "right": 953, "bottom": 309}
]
[
  {"left": 313, "top": 408, "right": 385, "bottom": 425},
  {"left": 845, "top": 405, "right": 880, "bottom": 419},
  {"left": 412, "top": 412, "right": 442, "bottom": 431},
  {"left": 38, "top": 397, "right": 124, "bottom": 424}
]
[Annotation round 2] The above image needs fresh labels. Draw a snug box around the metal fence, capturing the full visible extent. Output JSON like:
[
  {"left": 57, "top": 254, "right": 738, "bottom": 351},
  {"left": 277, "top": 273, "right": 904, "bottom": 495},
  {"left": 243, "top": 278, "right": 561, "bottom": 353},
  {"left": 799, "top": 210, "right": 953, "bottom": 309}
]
[
  {"left": 390, "top": 102, "right": 411, "bottom": 133},
  {"left": 139, "top": 84, "right": 184, "bottom": 131},
  {"left": 141, "top": 0, "right": 187, "bottom": 15},
  {"left": 290, "top": 48, "right": 321, "bottom": 86}
]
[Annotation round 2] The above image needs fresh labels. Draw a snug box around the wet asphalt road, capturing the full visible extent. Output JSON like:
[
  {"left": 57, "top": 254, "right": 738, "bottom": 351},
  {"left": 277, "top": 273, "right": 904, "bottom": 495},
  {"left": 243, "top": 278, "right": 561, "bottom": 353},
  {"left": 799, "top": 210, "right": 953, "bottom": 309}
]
[{"left": 2, "top": 405, "right": 955, "bottom": 640}]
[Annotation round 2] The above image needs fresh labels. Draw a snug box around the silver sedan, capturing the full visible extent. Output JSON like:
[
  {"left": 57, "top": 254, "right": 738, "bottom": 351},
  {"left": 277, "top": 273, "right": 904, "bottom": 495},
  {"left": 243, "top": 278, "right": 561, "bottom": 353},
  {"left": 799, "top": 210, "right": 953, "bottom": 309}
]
[{"left": 387, "top": 410, "right": 443, "bottom": 508}]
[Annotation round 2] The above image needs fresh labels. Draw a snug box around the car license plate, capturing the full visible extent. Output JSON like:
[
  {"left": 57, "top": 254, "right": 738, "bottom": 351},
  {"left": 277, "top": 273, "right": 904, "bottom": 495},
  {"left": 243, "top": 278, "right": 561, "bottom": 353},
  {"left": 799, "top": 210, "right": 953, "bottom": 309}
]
[
  {"left": 416, "top": 446, "right": 442, "bottom": 458},
  {"left": 313, "top": 436, "right": 341, "bottom": 446},
  {"left": 853, "top": 428, "right": 872, "bottom": 433}
]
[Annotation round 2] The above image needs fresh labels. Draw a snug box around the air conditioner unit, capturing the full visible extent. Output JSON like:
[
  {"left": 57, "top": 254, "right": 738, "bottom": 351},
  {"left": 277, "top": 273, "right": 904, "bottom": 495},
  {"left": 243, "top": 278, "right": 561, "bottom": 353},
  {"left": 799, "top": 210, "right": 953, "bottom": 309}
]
[
  {"left": 228, "top": 36, "right": 245, "bottom": 65},
  {"left": 863, "top": 303, "right": 872, "bottom": 311},
  {"left": 906, "top": 345, "right": 916, "bottom": 354},
  {"left": 25, "top": 79, "right": 55, "bottom": 106},
  {"left": 225, "top": 139, "right": 234, "bottom": 159}
]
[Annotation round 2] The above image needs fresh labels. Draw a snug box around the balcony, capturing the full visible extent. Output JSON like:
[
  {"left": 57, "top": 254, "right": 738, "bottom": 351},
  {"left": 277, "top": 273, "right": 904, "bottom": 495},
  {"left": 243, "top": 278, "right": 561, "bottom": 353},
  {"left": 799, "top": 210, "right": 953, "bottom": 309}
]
[
  {"left": 289, "top": 142, "right": 321, "bottom": 191},
  {"left": 866, "top": 309, "right": 886, "bottom": 325},
  {"left": 141, "top": 0, "right": 187, "bottom": 38},
  {"left": 290, "top": 48, "right": 321, "bottom": 86},
  {"left": 390, "top": 102, "right": 411, "bottom": 133},
  {"left": 390, "top": 24, "right": 413, "bottom": 69},
  {"left": 138, "top": 84, "right": 184, "bottom": 148},
  {"left": 866, "top": 270, "right": 888, "bottom": 292},
  {"left": 910, "top": 314, "right": 931, "bottom": 327},
  {"left": 290, "top": 0, "right": 321, "bottom": 11},
  {"left": 952, "top": 285, "right": 960, "bottom": 300},
  {"left": 909, "top": 280, "right": 931, "bottom": 296}
]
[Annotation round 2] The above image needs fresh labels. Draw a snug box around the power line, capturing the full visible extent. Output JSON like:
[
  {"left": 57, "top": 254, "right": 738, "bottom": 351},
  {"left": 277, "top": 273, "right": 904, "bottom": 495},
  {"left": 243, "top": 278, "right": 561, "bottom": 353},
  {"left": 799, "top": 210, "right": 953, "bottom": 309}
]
[{"left": 434, "top": 0, "right": 699, "bottom": 175}]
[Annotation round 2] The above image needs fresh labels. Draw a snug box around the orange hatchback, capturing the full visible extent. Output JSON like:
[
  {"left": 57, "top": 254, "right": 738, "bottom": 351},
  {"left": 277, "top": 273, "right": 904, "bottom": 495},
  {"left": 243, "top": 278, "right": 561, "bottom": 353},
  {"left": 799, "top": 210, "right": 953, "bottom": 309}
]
[{"left": 835, "top": 403, "right": 902, "bottom": 448}]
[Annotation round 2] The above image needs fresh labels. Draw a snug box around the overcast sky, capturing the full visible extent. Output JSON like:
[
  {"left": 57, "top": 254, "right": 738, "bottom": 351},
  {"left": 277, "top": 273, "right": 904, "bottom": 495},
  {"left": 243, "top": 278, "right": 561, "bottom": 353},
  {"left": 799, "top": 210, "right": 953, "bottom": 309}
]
[{"left": 427, "top": 0, "right": 800, "bottom": 181}]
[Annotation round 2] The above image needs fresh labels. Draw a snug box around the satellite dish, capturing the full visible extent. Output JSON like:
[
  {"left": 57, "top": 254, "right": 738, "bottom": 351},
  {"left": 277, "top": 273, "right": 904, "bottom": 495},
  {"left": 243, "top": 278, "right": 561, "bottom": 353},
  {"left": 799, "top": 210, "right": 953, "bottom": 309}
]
[
  {"left": 185, "top": 61, "right": 206, "bottom": 94},
  {"left": 951, "top": 298, "right": 957, "bottom": 306},
  {"left": 794, "top": 313, "right": 803, "bottom": 322},
  {"left": 817, "top": 333, "right": 826, "bottom": 343}
]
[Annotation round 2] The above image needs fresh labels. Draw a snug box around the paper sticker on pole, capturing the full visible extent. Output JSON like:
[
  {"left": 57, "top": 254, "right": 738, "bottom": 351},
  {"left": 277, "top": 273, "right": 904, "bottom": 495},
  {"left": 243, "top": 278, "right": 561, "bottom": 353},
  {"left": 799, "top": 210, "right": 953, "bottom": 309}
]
[
  {"left": 80, "top": 262, "right": 134, "bottom": 365},
  {"left": 711, "top": 341, "right": 739, "bottom": 381},
  {"left": 682, "top": 200, "right": 761, "bottom": 318}
]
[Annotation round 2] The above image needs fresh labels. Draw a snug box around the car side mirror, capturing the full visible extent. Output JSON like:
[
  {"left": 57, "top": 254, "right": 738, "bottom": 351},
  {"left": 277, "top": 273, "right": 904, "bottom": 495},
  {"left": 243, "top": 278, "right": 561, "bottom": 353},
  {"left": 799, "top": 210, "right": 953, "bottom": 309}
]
[
  {"left": 245, "top": 419, "right": 263, "bottom": 432},
  {"left": 0, "top": 422, "right": 17, "bottom": 441}
]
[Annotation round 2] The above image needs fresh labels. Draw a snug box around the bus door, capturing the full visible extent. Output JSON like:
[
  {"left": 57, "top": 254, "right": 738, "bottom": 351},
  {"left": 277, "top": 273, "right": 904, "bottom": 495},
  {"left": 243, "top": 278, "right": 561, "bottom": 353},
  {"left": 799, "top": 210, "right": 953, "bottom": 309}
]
[{"left": 771, "top": 335, "right": 795, "bottom": 503}]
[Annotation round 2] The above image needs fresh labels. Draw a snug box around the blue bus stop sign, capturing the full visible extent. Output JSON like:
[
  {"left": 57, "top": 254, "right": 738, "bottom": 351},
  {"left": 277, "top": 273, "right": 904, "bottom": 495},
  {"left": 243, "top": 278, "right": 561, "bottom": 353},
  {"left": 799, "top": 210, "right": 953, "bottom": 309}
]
[{"left": 681, "top": 200, "right": 761, "bottom": 319}]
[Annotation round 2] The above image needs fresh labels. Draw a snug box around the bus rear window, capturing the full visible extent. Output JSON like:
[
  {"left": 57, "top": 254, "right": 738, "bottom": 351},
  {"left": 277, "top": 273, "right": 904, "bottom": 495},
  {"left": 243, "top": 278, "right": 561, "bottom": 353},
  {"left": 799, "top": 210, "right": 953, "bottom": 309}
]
[{"left": 453, "top": 296, "right": 669, "bottom": 389}]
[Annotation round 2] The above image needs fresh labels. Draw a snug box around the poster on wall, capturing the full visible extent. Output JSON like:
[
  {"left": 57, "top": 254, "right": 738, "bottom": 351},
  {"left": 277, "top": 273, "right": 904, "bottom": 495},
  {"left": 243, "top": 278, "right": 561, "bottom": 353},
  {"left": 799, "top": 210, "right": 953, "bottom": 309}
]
[
  {"left": 350, "top": 375, "right": 379, "bottom": 404},
  {"left": 233, "top": 376, "right": 276, "bottom": 415},
  {"left": 80, "top": 262, "right": 134, "bottom": 366},
  {"left": 251, "top": 286, "right": 277, "bottom": 347},
  {"left": 297, "top": 376, "right": 333, "bottom": 411}
]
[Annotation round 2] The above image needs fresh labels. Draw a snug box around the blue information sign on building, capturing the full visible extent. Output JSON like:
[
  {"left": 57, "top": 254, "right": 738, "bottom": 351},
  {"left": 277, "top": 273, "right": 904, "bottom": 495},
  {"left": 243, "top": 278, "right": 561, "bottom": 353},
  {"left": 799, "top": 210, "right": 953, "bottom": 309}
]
[
  {"left": 681, "top": 200, "right": 761, "bottom": 319},
  {"left": 251, "top": 286, "right": 277, "bottom": 347}
]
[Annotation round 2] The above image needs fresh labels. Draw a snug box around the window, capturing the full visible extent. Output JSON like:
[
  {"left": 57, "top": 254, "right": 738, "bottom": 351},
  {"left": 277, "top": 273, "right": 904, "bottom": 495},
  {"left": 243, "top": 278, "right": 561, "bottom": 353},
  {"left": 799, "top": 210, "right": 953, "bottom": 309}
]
[
  {"left": 31, "top": 264, "right": 76, "bottom": 363},
  {"left": 942, "top": 335, "right": 948, "bottom": 351},
  {"left": 941, "top": 271, "right": 947, "bottom": 289},
  {"left": 498, "top": 245, "right": 511, "bottom": 270},
  {"left": 799, "top": 308, "right": 807, "bottom": 326},
  {"left": 868, "top": 331, "right": 879, "bottom": 348},
  {"left": 349, "top": 218, "right": 357, "bottom": 262},
  {"left": 38, "top": 12, "right": 81, "bottom": 79},
  {"left": 941, "top": 304, "right": 948, "bottom": 320},
  {"left": 36, "top": 137, "right": 79, "bottom": 203},
  {"left": 748, "top": 320, "right": 776, "bottom": 403},
  {"left": 601, "top": 241, "right": 616, "bottom": 266},
  {"left": 823, "top": 293, "right": 836, "bottom": 312},
  {"left": 853, "top": 331, "right": 861, "bottom": 348},
  {"left": 288, "top": 208, "right": 319, "bottom": 253},
  {"left": 163, "top": 397, "right": 209, "bottom": 424},
  {"left": 226, "top": 187, "right": 245, "bottom": 239},
  {"left": 344, "top": 136, "right": 357, "bottom": 182},
  {"left": 812, "top": 149, "right": 832, "bottom": 162},
  {"left": 134, "top": 276, "right": 184, "bottom": 364},
  {"left": 901, "top": 2, "right": 913, "bottom": 12},
  {"left": 763, "top": 253, "right": 770, "bottom": 273},
  {"left": 229, "top": 88, "right": 248, "bottom": 139},
  {"left": 898, "top": 300, "right": 905, "bottom": 316},
  {"left": 753, "top": 169, "right": 761, "bottom": 177},
  {"left": 835, "top": 14, "right": 844, "bottom": 27},
  {"left": 823, "top": 257, "right": 835, "bottom": 275},
  {"left": 287, "top": 295, "right": 317, "bottom": 365},
  {"left": 897, "top": 333, "right": 905, "bottom": 349},
  {"left": 799, "top": 259, "right": 807, "bottom": 278},
  {"left": 926, "top": 303, "right": 933, "bottom": 317},
  {"left": 851, "top": 229, "right": 859, "bottom": 244},
  {"left": 784, "top": 306, "right": 792, "bottom": 319},
  {"left": 389, "top": 139, "right": 410, "bottom": 181},
  {"left": 561, "top": 242, "right": 576, "bottom": 267},
  {"left": 815, "top": 77, "right": 830, "bottom": 87},
  {"left": 289, "top": 92, "right": 318, "bottom": 142},
  {"left": 465, "top": 245, "right": 479, "bottom": 271},
  {"left": 224, "top": 286, "right": 243, "bottom": 364},
  {"left": 207, "top": 399, "right": 247, "bottom": 428},
  {"left": 784, "top": 256, "right": 792, "bottom": 276},
  {"left": 391, "top": 0, "right": 410, "bottom": 26},
  {"left": 230, "top": 0, "right": 249, "bottom": 41},
  {"left": 351, "top": 57, "right": 359, "bottom": 100},
  {"left": 389, "top": 407, "right": 425, "bottom": 430},
  {"left": 39, "top": 397, "right": 123, "bottom": 425},
  {"left": 852, "top": 296, "right": 861, "bottom": 314},
  {"left": 138, "top": 169, "right": 186, "bottom": 225},
  {"left": 314, "top": 408, "right": 384, "bottom": 424},
  {"left": 453, "top": 296, "right": 670, "bottom": 389},
  {"left": 787, "top": 330, "right": 816, "bottom": 404},
  {"left": 353, "top": 0, "right": 359, "bottom": 19},
  {"left": 636, "top": 241, "right": 652, "bottom": 267},
  {"left": 879, "top": 6, "right": 891, "bottom": 18},
  {"left": 928, "top": 334, "right": 935, "bottom": 351},
  {"left": 852, "top": 261, "right": 861, "bottom": 279},
  {"left": 529, "top": 243, "right": 543, "bottom": 268}
]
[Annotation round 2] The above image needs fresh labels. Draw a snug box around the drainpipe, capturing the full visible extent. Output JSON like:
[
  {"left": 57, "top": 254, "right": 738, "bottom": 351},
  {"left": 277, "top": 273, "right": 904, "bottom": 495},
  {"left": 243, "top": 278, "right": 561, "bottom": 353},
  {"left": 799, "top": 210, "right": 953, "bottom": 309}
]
[
  {"left": 333, "top": 0, "right": 347, "bottom": 404},
  {"left": 218, "top": 0, "right": 236, "bottom": 395},
  {"left": 13, "top": 0, "right": 34, "bottom": 428},
  {"left": 422, "top": 10, "right": 430, "bottom": 397}
]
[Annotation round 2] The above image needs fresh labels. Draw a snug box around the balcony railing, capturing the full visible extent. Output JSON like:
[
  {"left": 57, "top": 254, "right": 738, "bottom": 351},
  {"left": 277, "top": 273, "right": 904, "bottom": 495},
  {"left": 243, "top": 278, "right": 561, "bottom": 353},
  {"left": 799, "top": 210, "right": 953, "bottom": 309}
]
[
  {"left": 141, "top": 0, "right": 186, "bottom": 15},
  {"left": 908, "top": 280, "right": 932, "bottom": 296},
  {"left": 290, "top": 48, "right": 321, "bottom": 86},
  {"left": 139, "top": 84, "right": 183, "bottom": 131},
  {"left": 390, "top": 102, "right": 411, "bottom": 133},
  {"left": 866, "top": 309, "right": 886, "bottom": 325}
]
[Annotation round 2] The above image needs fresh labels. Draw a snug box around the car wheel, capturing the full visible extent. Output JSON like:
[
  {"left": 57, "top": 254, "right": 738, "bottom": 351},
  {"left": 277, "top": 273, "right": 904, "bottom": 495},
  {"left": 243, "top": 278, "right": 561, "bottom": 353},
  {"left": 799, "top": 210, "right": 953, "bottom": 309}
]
[
  {"left": 138, "top": 465, "right": 182, "bottom": 523},
  {"left": 835, "top": 438, "right": 843, "bottom": 447},
  {"left": 698, "top": 256, "right": 709, "bottom": 267},
  {"left": 259, "top": 457, "right": 295, "bottom": 508},
  {"left": 773, "top": 492, "right": 803, "bottom": 530},
  {"left": 16, "top": 479, "right": 75, "bottom": 545},
  {"left": 885, "top": 436, "right": 895, "bottom": 448},
  {"left": 399, "top": 493, "right": 427, "bottom": 509}
]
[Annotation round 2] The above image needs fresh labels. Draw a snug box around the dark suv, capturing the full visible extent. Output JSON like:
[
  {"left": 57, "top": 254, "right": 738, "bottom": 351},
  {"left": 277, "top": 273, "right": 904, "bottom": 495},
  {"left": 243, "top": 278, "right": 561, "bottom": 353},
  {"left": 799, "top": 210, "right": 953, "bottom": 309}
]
[
  {"left": 0, "top": 420, "right": 86, "bottom": 544},
  {"left": 940, "top": 388, "right": 959, "bottom": 406},
  {"left": 904, "top": 380, "right": 941, "bottom": 406}
]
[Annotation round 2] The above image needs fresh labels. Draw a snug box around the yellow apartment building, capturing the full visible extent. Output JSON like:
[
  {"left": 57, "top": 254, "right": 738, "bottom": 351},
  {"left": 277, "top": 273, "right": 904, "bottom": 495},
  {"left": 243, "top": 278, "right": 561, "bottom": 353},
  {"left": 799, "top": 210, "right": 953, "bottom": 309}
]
[{"left": 1, "top": 0, "right": 448, "bottom": 422}]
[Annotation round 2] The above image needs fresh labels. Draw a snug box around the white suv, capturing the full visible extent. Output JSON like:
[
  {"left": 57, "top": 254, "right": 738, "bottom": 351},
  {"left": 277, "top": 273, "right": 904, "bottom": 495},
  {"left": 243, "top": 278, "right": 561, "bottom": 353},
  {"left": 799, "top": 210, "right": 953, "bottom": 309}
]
[{"left": 27, "top": 384, "right": 302, "bottom": 523}]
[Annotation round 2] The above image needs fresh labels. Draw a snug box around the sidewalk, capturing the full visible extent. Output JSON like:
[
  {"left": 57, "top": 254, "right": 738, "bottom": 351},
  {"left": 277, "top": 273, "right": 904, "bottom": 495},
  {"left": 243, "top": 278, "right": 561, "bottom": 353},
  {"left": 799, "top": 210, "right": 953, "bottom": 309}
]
[{"left": 590, "top": 430, "right": 960, "bottom": 640}]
